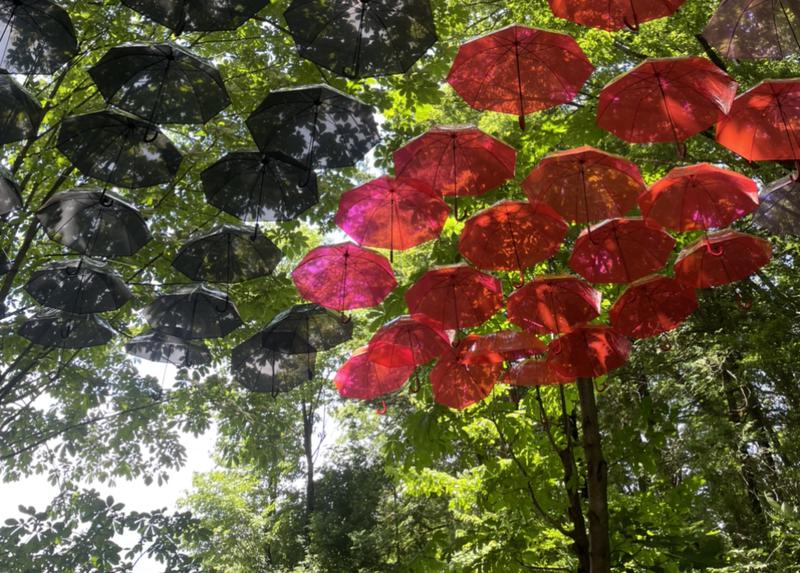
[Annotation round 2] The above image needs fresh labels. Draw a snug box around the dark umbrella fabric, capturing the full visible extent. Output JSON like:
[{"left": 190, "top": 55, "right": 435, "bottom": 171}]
[
  {"left": 753, "top": 175, "right": 800, "bottom": 236},
  {"left": 36, "top": 189, "right": 151, "bottom": 258},
  {"left": 0, "top": 0, "right": 78, "bottom": 74},
  {"left": 0, "top": 75, "right": 44, "bottom": 145},
  {"left": 703, "top": 0, "right": 800, "bottom": 60},
  {"left": 121, "top": 0, "right": 269, "bottom": 33},
  {"left": 0, "top": 248, "right": 10, "bottom": 275},
  {"left": 0, "top": 169, "right": 22, "bottom": 216},
  {"left": 284, "top": 0, "right": 437, "bottom": 79},
  {"left": 19, "top": 309, "right": 115, "bottom": 349},
  {"left": 143, "top": 284, "right": 242, "bottom": 340},
  {"left": 125, "top": 330, "right": 211, "bottom": 367},
  {"left": 258, "top": 303, "right": 353, "bottom": 355},
  {"left": 232, "top": 333, "right": 315, "bottom": 393}
]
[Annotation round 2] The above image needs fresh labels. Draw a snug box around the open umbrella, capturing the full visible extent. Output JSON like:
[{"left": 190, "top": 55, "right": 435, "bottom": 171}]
[
  {"left": 19, "top": 309, "right": 115, "bottom": 349},
  {"left": 125, "top": 330, "right": 211, "bottom": 367},
  {"left": 334, "top": 346, "right": 415, "bottom": 401},
  {"left": 0, "top": 0, "right": 78, "bottom": 74},
  {"left": 259, "top": 303, "right": 353, "bottom": 355},
  {"left": 673, "top": 230, "right": 772, "bottom": 288},
  {"left": 36, "top": 189, "right": 151, "bottom": 258},
  {"left": 522, "top": 146, "right": 645, "bottom": 224},
  {"left": 507, "top": 275, "right": 601, "bottom": 335},
  {"left": 121, "top": 0, "right": 269, "bottom": 33},
  {"left": 447, "top": 25, "right": 594, "bottom": 129},
  {"left": 569, "top": 218, "right": 675, "bottom": 284},
  {"left": 89, "top": 43, "right": 230, "bottom": 125},
  {"left": 597, "top": 57, "right": 737, "bottom": 144},
  {"left": 292, "top": 243, "right": 396, "bottom": 312},
  {"left": 284, "top": 0, "right": 437, "bottom": 79},
  {"left": 460, "top": 330, "right": 546, "bottom": 365},
  {"left": 548, "top": 0, "right": 684, "bottom": 31},
  {"left": 609, "top": 275, "right": 697, "bottom": 338},
  {"left": 702, "top": 0, "right": 800, "bottom": 60},
  {"left": 430, "top": 336, "right": 501, "bottom": 410},
  {"left": 752, "top": 175, "right": 800, "bottom": 236},
  {"left": 57, "top": 110, "right": 183, "bottom": 189},
  {"left": 548, "top": 326, "right": 631, "bottom": 378},
  {"left": 0, "top": 75, "right": 44, "bottom": 145},
  {"left": 505, "top": 359, "right": 574, "bottom": 386},
  {"left": 246, "top": 84, "right": 379, "bottom": 169},
  {"left": 639, "top": 163, "right": 759, "bottom": 231},
  {"left": 232, "top": 331, "right": 315, "bottom": 393},
  {"left": 143, "top": 284, "right": 243, "bottom": 339},
  {"left": 0, "top": 170, "right": 22, "bottom": 216},
  {"left": 366, "top": 315, "right": 450, "bottom": 367}
]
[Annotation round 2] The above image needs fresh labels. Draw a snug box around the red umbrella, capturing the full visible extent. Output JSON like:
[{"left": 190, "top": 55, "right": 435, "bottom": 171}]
[
  {"left": 609, "top": 275, "right": 698, "bottom": 339},
  {"left": 460, "top": 330, "right": 547, "bottom": 365},
  {"left": 639, "top": 163, "right": 759, "bottom": 231},
  {"left": 673, "top": 230, "right": 772, "bottom": 288},
  {"left": 548, "top": 326, "right": 632, "bottom": 378},
  {"left": 597, "top": 57, "right": 738, "bottom": 144},
  {"left": 446, "top": 25, "right": 594, "bottom": 129},
  {"left": 404, "top": 264, "right": 503, "bottom": 330},
  {"left": 334, "top": 346, "right": 415, "bottom": 401},
  {"left": 702, "top": 0, "right": 800, "bottom": 60},
  {"left": 569, "top": 218, "right": 676, "bottom": 284},
  {"left": 334, "top": 176, "right": 449, "bottom": 258},
  {"left": 367, "top": 315, "right": 451, "bottom": 368},
  {"left": 507, "top": 276, "right": 602, "bottom": 335},
  {"left": 292, "top": 242, "right": 397, "bottom": 311},
  {"left": 522, "top": 146, "right": 646, "bottom": 224},
  {"left": 716, "top": 80, "right": 800, "bottom": 161},
  {"left": 504, "top": 359, "right": 574, "bottom": 386},
  {"left": 548, "top": 0, "right": 685, "bottom": 31},
  {"left": 458, "top": 200, "right": 567, "bottom": 276},
  {"left": 430, "top": 335, "right": 501, "bottom": 409}
]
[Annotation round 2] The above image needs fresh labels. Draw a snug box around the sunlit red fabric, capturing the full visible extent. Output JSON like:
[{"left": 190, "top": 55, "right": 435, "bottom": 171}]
[
  {"left": 507, "top": 276, "right": 602, "bottom": 335},
  {"left": 430, "top": 336, "right": 501, "bottom": 409},
  {"left": 673, "top": 230, "right": 772, "bottom": 288},
  {"left": 548, "top": 0, "right": 685, "bottom": 31},
  {"left": 460, "top": 330, "right": 547, "bottom": 365},
  {"left": 458, "top": 200, "right": 567, "bottom": 273},
  {"left": 504, "top": 359, "right": 575, "bottom": 386},
  {"left": 716, "top": 80, "right": 800, "bottom": 161},
  {"left": 292, "top": 242, "right": 397, "bottom": 311},
  {"left": 334, "top": 346, "right": 414, "bottom": 401},
  {"left": 404, "top": 264, "right": 503, "bottom": 330},
  {"left": 609, "top": 275, "right": 697, "bottom": 339},
  {"left": 569, "top": 218, "right": 675, "bottom": 284},
  {"left": 335, "top": 176, "right": 449, "bottom": 252},
  {"left": 639, "top": 163, "right": 759, "bottom": 232},
  {"left": 522, "top": 146, "right": 645, "bottom": 224},
  {"left": 367, "top": 315, "right": 450, "bottom": 368},
  {"left": 597, "top": 57, "right": 737, "bottom": 143},
  {"left": 548, "top": 326, "right": 632, "bottom": 378}
]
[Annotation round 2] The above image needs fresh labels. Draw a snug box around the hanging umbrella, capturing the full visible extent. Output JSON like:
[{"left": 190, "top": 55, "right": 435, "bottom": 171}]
[
  {"left": 36, "top": 189, "right": 151, "bottom": 258},
  {"left": 505, "top": 359, "right": 574, "bottom": 387},
  {"left": 702, "top": 0, "right": 800, "bottom": 60},
  {"left": 522, "top": 146, "right": 645, "bottom": 224},
  {"left": 89, "top": 43, "right": 230, "bottom": 125},
  {"left": 258, "top": 303, "right": 353, "bottom": 355},
  {"left": 246, "top": 84, "right": 379, "bottom": 169},
  {"left": 507, "top": 275, "right": 601, "bottom": 335},
  {"left": 609, "top": 275, "right": 697, "bottom": 339},
  {"left": 19, "top": 309, "right": 115, "bottom": 349},
  {"left": 172, "top": 224, "right": 283, "bottom": 284},
  {"left": 232, "top": 331, "right": 315, "bottom": 393},
  {"left": 334, "top": 347, "right": 415, "bottom": 401},
  {"left": 143, "top": 284, "right": 243, "bottom": 339},
  {"left": 125, "top": 330, "right": 211, "bottom": 367},
  {"left": 292, "top": 242, "right": 396, "bottom": 312},
  {"left": 569, "top": 218, "right": 675, "bottom": 284},
  {"left": 404, "top": 264, "right": 503, "bottom": 330},
  {"left": 430, "top": 335, "right": 501, "bottom": 410},
  {"left": 597, "top": 57, "right": 738, "bottom": 144},
  {"left": 460, "top": 330, "right": 547, "bottom": 365},
  {"left": 639, "top": 163, "right": 759, "bottom": 231},
  {"left": 57, "top": 110, "right": 183, "bottom": 189},
  {"left": 752, "top": 175, "right": 800, "bottom": 236},
  {"left": 0, "top": 248, "right": 10, "bottom": 275},
  {"left": 284, "top": 0, "right": 437, "bottom": 79},
  {"left": 447, "top": 25, "right": 594, "bottom": 129},
  {"left": 24, "top": 259, "right": 132, "bottom": 314},
  {"left": 366, "top": 315, "right": 450, "bottom": 367},
  {"left": 673, "top": 230, "right": 772, "bottom": 288},
  {"left": 0, "top": 0, "right": 78, "bottom": 74},
  {"left": 0, "top": 169, "right": 22, "bottom": 216},
  {"left": 548, "top": 326, "right": 632, "bottom": 378},
  {"left": 0, "top": 75, "right": 44, "bottom": 145},
  {"left": 121, "top": 0, "right": 270, "bottom": 33},
  {"left": 548, "top": 0, "right": 684, "bottom": 31}
]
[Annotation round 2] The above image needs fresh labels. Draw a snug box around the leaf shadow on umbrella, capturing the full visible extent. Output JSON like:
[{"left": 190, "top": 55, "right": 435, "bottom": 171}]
[
  {"left": 0, "top": 0, "right": 78, "bottom": 74},
  {"left": 232, "top": 331, "right": 316, "bottom": 394},
  {"left": 702, "top": 0, "right": 800, "bottom": 60}
]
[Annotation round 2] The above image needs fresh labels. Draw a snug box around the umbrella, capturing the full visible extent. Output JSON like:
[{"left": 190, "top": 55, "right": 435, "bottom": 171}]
[
  {"left": 447, "top": 25, "right": 594, "bottom": 129},
  {"left": 458, "top": 200, "right": 567, "bottom": 275},
  {"left": 0, "top": 248, "right": 10, "bottom": 275},
  {"left": 0, "top": 0, "right": 78, "bottom": 74},
  {"left": 548, "top": 0, "right": 684, "bottom": 31},
  {"left": 232, "top": 331, "right": 316, "bottom": 393},
  {"left": 752, "top": 175, "right": 800, "bottom": 236},
  {"left": 548, "top": 326, "right": 631, "bottom": 378},
  {"left": 143, "top": 284, "right": 243, "bottom": 339},
  {"left": 19, "top": 309, "right": 115, "bottom": 349},
  {"left": 0, "top": 169, "right": 22, "bottom": 216},
  {"left": 292, "top": 242, "right": 396, "bottom": 312},
  {"left": 569, "top": 218, "right": 676, "bottom": 284},
  {"left": 507, "top": 275, "right": 602, "bottom": 335},
  {"left": 504, "top": 359, "right": 574, "bottom": 387},
  {"left": 366, "top": 315, "right": 450, "bottom": 367},
  {"left": 334, "top": 347, "right": 415, "bottom": 401},
  {"left": 460, "top": 330, "right": 547, "bottom": 365},
  {"left": 121, "top": 0, "right": 270, "bottom": 33},
  {"left": 24, "top": 259, "right": 132, "bottom": 314},
  {"left": 609, "top": 276, "right": 697, "bottom": 339},
  {"left": 716, "top": 79, "right": 800, "bottom": 161},
  {"left": 89, "top": 43, "right": 230, "bottom": 125},
  {"left": 597, "top": 57, "right": 738, "bottom": 144},
  {"left": 57, "top": 110, "right": 183, "bottom": 189},
  {"left": 246, "top": 84, "right": 379, "bottom": 169},
  {"left": 125, "top": 330, "right": 211, "bottom": 367},
  {"left": 702, "top": 0, "right": 800, "bottom": 60},
  {"left": 522, "top": 146, "right": 645, "bottom": 224},
  {"left": 0, "top": 75, "right": 44, "bottom": 145},
  {"left": 639, "top": 163, "right": 759, "bottom": 231},
  {"left": 36, "top": 189, "right": 151, "bottom": 258},
  {"left": 172, "top": 225, "right": 283, "bottom": 284},
  {"left": 202, "top": 151, "right": 317, "bottom": 224},
  {"left": 430, "top": 335, "right": 501, "bottom": 410},
  {"left": 284, "top": 0, "right": 437, "bottom": 79},
  {"left": 258, "top": 303, "right": 353, "bottom": 355},
  {"left": 673, "top": 230, "right": 772, "bottom": 288},
  {"left": 404, "top": 264, "right": 503, "bottom": 330}
]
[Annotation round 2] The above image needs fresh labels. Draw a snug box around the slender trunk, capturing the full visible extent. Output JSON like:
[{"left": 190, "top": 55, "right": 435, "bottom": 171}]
[
  {"left": 556, "top": 414, "right": 591, "bottom": 571},
  {"left": 301, "top": 399, "right": 315, "bottom": 521}
]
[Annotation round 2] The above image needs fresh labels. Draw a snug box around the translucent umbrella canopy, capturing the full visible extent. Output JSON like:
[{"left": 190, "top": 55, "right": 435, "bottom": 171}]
[
  {"left": 0, "top": 169, "right": 22, "bottom": 216},
  {"left": 507, "top": 275, "right": 602, "bottom": 335},
  {"left": 257, "top": 303, "right": 353, "bottom": 355},
  {"left": 504, "top": 359, "right": 574, "bottom": 387},
  {"left": 121, "top": 0, "right": 270, "bottom": 33},
  {"left": 125, "top": 330, "right": 211, "bottom": 367},
  {"left": 548, "top": 326, "right": 632, "bottom": 378},
  {"left": 673, "top": 230, "right": 772, "bottom": 288},
  {"left": 752, "top": 175, "right": 800, "bottom": 236},
  {"left": 609, "top": 275, "right": 698, "bottom": 339},
  {"left": 143, "top": 284, "right": 243, "bottom": 340},
  {"left": 0, "top": 0, "right": 78, "bottom": 74},
  {"left": 366, "top": 315, "right": 450, "bottom": 367},
  {"left": 232, "top": 331, "right": 316, "bottom": 394},
  {"left": 19, "top": 309, "right": 115, "bottom": 349},
  {"left": 548, "top": 0, "right": 684, "bottom": 31},
  {"left": 0, "top": 75, "right": 44, "bottom": 145},
  {"left": 334, "top": 346, "right": 414, "bottom": 401},
  {"left": 430, "top": 336, "right": 501, "bottom": 410},
  {"left": 702, "top": 0, "right": 800, "bottom": 60}
]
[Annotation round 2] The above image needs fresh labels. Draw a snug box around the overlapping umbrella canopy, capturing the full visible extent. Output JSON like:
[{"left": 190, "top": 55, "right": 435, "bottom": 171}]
[
  {"left": 674, "top": 230, "right": 772, "bottom": 288},
  {"left": 0, "top": 0, "right": 78, "bottom": 74},
  {"left": 19, "top": 309, "right": 116, "bottom": 349},
  {"left": 121, "top": 0, "right": 269, "bottom": 33},
  {"left": 143, "top": 284, "right": 243, "bottom": 340}
]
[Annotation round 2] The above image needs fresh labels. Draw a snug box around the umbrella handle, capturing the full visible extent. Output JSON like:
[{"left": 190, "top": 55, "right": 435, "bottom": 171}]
[
  {"left": 142, "top": 125, "right": 160, "bottom": 143},
  {"left": 704, "top": 240, "right": 724, "bottom": 257},
  {"left": 375, "top": 400, "right": 387, "bottom": 415},
  {"left": 735, "top": 291, "right": 753, "bottom": 312},
  {"left": 594, "top": 378, "right": 609, "bottom": 393},
  {"left": 550, "top": 338, "right": 563, "bottom": 355},
  {"left": 622, "top": 15, "right": 640, "bottom": 32},
  {"left": 659, "top": 339, "right": 673, "bottom": 352},
  {"left": 409, "top": 372, "right": 420, "bottom": 393},
  {"left": 338, "top": 313, "right": 352, "bottom": 325}
]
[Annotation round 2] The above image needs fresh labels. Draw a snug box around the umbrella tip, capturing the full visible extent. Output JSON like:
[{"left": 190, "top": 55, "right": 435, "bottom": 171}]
[{"left": 518, "top": 115, "right": 526, "bottom": 130}]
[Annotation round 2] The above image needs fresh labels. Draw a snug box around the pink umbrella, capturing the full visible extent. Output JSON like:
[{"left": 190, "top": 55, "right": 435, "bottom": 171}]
[
  {"left": 334, "top": 346, "right": 415, "bottom": 401},
  {"left": 367, "top": 315, "right": 451, "bottom": 368}
]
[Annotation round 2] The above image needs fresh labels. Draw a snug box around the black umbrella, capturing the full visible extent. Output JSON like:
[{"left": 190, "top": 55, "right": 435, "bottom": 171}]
[
  {"left": 143, "top": 283, "right": 242, "bottom": 340},
  {"left": 36, "top": 189, "right": 152, "bottom": 258},
  {"left": 752, "top": 175, "right": 800, "bottom": 236},
  {"left": 0, "top": 169, "right": 22, "bottom": 216},
  {"left": 57, "top": 110, "right": 183, "bottom": 189},
  {"left": 245, "top": 84, "right": 380, "bottom": 169},
  {"left": 89, "top": 43, "right": 230, "bottom": 125},
  {"left": 201, "top": 151, "right": 318, "bottom": 223},
  {"left": 260, "top": 303, "right": 353, "bottom": 354},
  {"left": 24, "top": 258, "right": 132, "bottom": 314},
  {"left": 232, "top": 333, "right": 315, "bottom": 393},
  {"left": 121, "top": 0, "right": 269, "bottom": 33},
  {"left": 0, "top": 0, "right": 78, "bottom": 74},
  {"left": 284, "top": 0, "right": 437, "bottom": 79},
  {"left": 172, "top": 224, "right": 283, "bottom": 283},
  {"left": 0, "top": 75, "right": 44, "bottom": 144},
  {"left": 125, "top": 330, "right": 211, "bottom": 367},
  {"left": 19, "top": 309, "right": 115, "bottom": 348},
  {"left": 0, "top": 248, "right": 10, "bottom": 275}
]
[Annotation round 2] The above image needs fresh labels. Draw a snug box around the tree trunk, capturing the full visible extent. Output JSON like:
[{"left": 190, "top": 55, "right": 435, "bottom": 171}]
[{"left": 301, "top": 398, "right": 315, "bottom": 521}]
